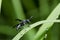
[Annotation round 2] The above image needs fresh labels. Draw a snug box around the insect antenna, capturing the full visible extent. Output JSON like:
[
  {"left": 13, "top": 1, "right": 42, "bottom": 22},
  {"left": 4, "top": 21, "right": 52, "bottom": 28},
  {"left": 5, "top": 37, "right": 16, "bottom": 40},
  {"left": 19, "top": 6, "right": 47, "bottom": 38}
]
[{"left": 29, "top": 16, "right": 33, "bottom": 21}]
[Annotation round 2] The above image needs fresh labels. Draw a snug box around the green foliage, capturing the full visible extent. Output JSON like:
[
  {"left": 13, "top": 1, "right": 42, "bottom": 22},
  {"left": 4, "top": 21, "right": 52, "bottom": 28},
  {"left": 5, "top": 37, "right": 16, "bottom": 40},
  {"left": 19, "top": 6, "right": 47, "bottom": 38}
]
[{"left": 1, "top": 0, "right": 60, "bottom": 40}]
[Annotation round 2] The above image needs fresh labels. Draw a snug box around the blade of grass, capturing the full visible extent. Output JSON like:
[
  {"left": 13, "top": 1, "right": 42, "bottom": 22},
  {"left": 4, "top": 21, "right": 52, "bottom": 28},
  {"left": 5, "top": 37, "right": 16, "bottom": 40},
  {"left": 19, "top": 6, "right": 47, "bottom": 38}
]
[
  {"left": 22, "top": 0, "right": 36, "bottom": 11},
  {"left": 12, "top": 19, "right": 60, "bottom": 40},
  {"left": 12, "top": 0, "right": 25, "bottom": 20},
  {"left": 12, "top": 3, "right": 60, "bottom": 40},
  {"left": 0, "top": 0, "right": 2, "bottom": 12},
  {"left": 0, "top": 25, "right": 17, "bottom": 36},
  {"left": 39, "top": 0, "right": 50, "bottom": 20},
  {"left": 40, "top": 35, "right": 46, "bottom": 40},
  {"left": 12, "top": 0, "right": 36, "bottom": 40},
  {"left": 32, "top": 3, "right": 60, "bottom": 40}
]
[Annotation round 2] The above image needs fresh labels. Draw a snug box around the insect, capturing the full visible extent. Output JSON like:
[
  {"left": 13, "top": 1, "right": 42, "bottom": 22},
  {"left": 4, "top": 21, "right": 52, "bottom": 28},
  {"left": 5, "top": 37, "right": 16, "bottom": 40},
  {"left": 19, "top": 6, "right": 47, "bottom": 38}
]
[{"left": 15, "top": 16, "right": 33, "bottom": 30}]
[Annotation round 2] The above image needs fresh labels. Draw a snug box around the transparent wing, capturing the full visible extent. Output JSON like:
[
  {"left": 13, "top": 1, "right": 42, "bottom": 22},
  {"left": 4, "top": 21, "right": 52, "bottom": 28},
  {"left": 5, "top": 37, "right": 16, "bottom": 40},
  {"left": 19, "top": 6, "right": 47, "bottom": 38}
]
[{"left": 16, "top": 19, "right": 22, "bottom": 22}]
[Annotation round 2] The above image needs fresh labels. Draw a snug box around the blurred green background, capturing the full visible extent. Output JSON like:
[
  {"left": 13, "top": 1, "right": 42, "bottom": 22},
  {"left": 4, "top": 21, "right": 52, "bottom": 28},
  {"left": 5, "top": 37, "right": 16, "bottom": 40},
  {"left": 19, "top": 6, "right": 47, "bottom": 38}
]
[{"left": 0, "top": 0, "right": 60, "bottom": 40}]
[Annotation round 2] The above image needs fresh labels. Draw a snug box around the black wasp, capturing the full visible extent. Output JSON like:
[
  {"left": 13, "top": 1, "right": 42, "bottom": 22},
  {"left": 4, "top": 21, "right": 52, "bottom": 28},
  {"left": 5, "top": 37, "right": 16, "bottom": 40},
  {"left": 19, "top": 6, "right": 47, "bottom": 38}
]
[{"left": 15, "top": 16, "right": 33, "bottom": 30}]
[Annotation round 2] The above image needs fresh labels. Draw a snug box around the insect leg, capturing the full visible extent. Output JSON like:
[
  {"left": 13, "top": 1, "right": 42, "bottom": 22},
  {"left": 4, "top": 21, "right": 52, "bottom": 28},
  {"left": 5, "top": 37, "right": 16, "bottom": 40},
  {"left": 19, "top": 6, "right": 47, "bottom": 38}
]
[{"left": 16, "top": 24, "right": 21, "bottom": 30}]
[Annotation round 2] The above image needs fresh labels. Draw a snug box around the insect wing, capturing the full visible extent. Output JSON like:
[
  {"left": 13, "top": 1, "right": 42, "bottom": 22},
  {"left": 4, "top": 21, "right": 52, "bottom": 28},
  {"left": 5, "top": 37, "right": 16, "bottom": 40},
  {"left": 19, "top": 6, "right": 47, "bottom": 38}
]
[{"left": 16, "top": 19, "right": 22, "bottom": 22}]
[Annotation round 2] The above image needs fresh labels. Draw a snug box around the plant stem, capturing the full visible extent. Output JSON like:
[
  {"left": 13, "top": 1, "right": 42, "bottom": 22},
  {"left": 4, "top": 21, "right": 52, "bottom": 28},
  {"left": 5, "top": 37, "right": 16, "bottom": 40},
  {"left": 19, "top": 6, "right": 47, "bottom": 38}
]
[
  {"left": 33, "top": 3, "right": 60, "bottom": 40},
  {"left": 0, "top": 0, "right": 2, "bottom": 12},
  {"left": 12, "top": 0, "right": 25, "bottom": 20},
  {"left": 12, "top": 20, "right": 60, "bottom": 40}
]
